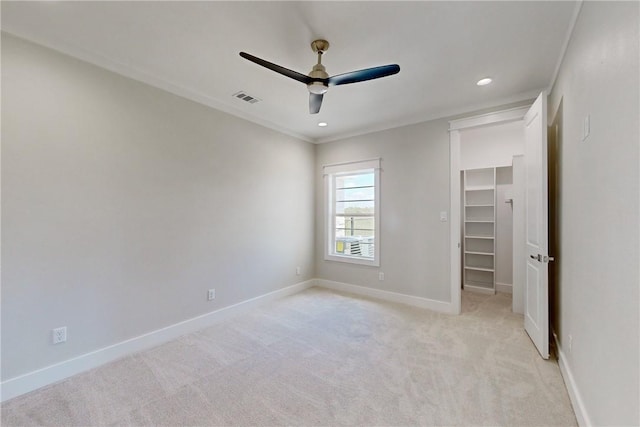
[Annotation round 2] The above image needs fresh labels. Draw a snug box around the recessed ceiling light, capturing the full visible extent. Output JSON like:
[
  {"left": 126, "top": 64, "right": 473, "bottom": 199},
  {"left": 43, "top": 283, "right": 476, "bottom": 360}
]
[
  {"left": 318, "top": 122, "right": 328, "bottom": 127},
  {"left": 477, "top": 77, "right": 492, "bottom": 86}
]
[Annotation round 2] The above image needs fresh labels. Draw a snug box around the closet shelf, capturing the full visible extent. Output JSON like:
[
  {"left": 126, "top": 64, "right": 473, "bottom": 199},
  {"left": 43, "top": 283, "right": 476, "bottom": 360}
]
[
  {"left": 465, "top": 219, "right": 494, "bottom": 223},
  {"left": 465, "top": 235, "right": 494, "bottom": 239},
  {"left": 465, "top": 185, "right": 494, "bottom": 191},
  {"left": 465, "top": 203, "right": 494, "bottom": 207},
  {"left": 464, "top": 266, "right": 495, "bottom": 272},
  {"left": 464, "top": 251, "right": 494, "bottom": 256}
]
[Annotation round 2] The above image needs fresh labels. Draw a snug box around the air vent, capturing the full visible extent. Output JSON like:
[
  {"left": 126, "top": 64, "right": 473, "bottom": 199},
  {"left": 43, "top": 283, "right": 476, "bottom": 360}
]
[{"left": 232, "top": 91, "right": 261, "bottom": 104}]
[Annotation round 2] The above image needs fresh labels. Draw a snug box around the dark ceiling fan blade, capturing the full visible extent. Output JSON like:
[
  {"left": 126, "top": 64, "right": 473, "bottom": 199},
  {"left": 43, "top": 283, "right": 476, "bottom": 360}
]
[
  {"left": 239, "top": 52, "right": 312, "bottom": 85},
  {"left": 309, "top": 93, "right": 324, "bottom": 114},
  {"left": 328, "top": 64, "right": 400, "bottom": 86}
]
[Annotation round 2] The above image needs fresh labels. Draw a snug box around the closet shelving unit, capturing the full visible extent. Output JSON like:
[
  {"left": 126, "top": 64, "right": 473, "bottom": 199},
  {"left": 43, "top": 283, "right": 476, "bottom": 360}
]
[{"left": 463, "top": 167, "right": 496, "bottom": 294}]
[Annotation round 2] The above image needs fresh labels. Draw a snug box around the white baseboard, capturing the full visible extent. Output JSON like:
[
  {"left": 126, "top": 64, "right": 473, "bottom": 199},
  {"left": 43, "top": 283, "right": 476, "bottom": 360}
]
[
  {"left": 552, "top": 330, "right": 591, "bottom": 426},
  {"left": 315, "top": 279, "right": 454, "bottom": 314},
  {"left": 495, "top": 282, "right": 513, "bottom": 294},
  {"left": 1, "top": 279, "right": 315, "bottom": 403}
]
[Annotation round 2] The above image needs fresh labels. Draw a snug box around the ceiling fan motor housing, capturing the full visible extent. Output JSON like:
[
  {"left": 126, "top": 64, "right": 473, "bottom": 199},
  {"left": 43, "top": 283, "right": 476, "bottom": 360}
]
[{"left": 308, "top": 63, "right": 329, "bottom": 94}]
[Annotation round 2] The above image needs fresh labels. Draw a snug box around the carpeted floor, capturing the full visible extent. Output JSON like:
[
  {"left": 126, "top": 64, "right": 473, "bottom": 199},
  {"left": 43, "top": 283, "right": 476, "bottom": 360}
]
[{"left": 2, "top": 288, "right": 577, "bottom": 426}]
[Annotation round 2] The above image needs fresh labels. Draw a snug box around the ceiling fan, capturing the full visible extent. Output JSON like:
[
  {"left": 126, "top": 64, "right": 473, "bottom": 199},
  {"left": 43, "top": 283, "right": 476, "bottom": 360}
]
[{"left": 239, "top": 39, "right": 400, "bottom": 114}]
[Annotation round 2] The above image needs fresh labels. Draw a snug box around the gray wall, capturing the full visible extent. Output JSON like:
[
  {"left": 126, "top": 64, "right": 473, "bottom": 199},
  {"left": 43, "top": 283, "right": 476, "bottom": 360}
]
[
  {"left": 1, "top": 34, "right": 315, "bottom": 380},
  {"left": 315, "top": 121, "right": 451, "bottom": 302},
  {"left": 548, "top": 2, "right": 639, "bottom": 425}
]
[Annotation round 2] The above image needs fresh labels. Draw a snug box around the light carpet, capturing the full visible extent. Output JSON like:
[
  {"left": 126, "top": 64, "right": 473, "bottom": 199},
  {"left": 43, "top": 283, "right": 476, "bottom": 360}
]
[{"left": 2, "top": 287, "right": 577, "bottom": 426}]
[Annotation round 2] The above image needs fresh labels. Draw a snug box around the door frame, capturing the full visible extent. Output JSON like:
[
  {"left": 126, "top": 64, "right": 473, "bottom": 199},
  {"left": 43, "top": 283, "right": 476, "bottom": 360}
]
[{"left": 449, "top": 106, "right": 531, "bottom": 314}]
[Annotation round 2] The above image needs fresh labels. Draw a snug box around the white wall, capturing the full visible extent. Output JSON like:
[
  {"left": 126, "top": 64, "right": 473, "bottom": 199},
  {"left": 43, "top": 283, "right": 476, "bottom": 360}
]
[
  {"left": 495, "top": 167, "right": 513, "bottom": 290},
  {"left": 459, "top": 120, "right": 524, "bottom": 170},
  {"left": 1, "top": 34, "right": 315, "bottom": 381},
  {"left": 548, "top": 2, "right": 639, "bottom": 425},
  {"left": 315, "top": 121, "right": 451, "bottom": 303},
  {"left": 511, "top": 156, "right": 525, "bottom": 314}
]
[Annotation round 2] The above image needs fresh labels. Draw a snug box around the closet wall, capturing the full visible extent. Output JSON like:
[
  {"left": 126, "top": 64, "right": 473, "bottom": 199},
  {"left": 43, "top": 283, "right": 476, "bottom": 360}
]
[
  {"left": 460, "top": 121, "right": 525, "bottom": 169},
  {"left": 495, "top": 167, "right": 514, "bottom": 292}
]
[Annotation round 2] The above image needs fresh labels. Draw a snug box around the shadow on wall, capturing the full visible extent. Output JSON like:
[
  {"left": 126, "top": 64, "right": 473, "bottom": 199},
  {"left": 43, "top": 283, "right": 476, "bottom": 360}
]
[{"left": 549, "top": 98, "right": 562, "bottom": 343}]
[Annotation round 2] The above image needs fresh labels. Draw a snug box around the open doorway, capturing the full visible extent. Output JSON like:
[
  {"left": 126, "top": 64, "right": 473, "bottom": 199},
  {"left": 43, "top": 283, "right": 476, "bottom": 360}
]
[{"left": 449, "top": 106, "right": 530, "bottom": 314}]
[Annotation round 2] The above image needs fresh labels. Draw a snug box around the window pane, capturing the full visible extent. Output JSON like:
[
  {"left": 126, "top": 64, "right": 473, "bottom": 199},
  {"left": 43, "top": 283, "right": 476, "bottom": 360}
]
[
  {"left": 333, "top": 171, "right": 375, "bottom": 259},
  {"left": 336, "top": 217, "right": 375, "bottom": 236},
  {"left": 336, "top": 229, "right": 375, "bottom": 239},
  {"left": 336, "top": 186, "right": 374, "bottom": 202},
  {"left": 336, "top": 172, "right": 374, "bottom": 189},
  {"left": 336, "top": 200, "right": 374, "bottom": 215},
  {"left": 334, "top": 236, "right": 375, "bottom": 258}
]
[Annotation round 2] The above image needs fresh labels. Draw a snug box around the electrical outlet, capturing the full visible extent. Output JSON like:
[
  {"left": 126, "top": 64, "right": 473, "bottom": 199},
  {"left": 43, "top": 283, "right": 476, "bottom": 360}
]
[
  {"left": 52, "top": 327, "right": 67, "bottom": 344},
  {"left": 207, "top": 289, "right": 216, "bottom": 301},
  {"left": 379, "top": 272, "right": 385, "bottom": 281},
  {"left": 296, "top": 266, "right": 301, "bottom": 276}
]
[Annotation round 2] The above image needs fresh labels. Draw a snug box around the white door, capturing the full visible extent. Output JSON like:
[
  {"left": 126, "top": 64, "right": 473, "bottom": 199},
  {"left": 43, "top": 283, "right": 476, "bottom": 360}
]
[{"left": 524, "top": 92, "right": 550, "bottom": 359}]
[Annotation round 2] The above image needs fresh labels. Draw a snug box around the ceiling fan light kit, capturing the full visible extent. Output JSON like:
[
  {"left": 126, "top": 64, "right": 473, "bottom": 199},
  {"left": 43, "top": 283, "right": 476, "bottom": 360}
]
[
  {"left": 240, "top": 39, "right": 400, "bottom": 114},
  {"left": 308, "top": 82, "right": 328, "bottom": 95}
]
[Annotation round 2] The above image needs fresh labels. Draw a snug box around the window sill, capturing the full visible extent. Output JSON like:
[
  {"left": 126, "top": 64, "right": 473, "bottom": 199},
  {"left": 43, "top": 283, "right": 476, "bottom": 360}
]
[{"left": 324, "top": 254, "right": 380, "bottom": 267}]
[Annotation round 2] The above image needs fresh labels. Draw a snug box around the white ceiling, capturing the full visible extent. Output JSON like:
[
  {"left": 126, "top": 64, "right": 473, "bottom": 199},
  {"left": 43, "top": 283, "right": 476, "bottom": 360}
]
[{"left": 2, "top": 1, "right": 579, "bottom": 143}]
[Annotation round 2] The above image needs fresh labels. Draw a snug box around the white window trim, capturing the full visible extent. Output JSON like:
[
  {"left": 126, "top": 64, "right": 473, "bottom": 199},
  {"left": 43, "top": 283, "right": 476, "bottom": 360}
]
[{"left": 323, "top": 158, "right": 381, "bottom": 267}]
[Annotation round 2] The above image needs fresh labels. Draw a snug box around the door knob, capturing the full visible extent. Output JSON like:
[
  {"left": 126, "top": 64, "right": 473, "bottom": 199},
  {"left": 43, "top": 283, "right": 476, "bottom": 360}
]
[{"left": 530, "top": 254, "right": 555, "bottom": 263}]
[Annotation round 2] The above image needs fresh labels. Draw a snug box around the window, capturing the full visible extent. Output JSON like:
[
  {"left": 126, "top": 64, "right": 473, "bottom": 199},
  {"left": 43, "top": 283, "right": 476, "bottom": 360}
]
[{"left": 324, "top": 159, "right": 380, "bottom": 266}]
